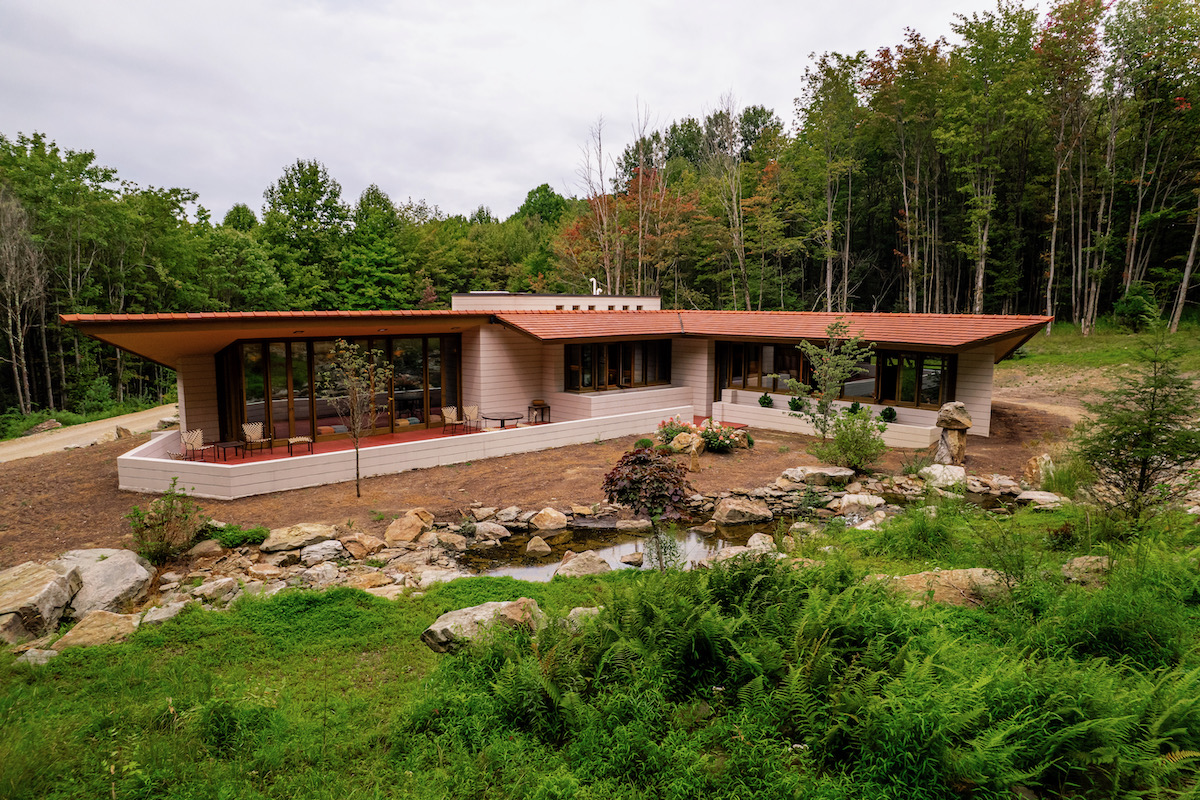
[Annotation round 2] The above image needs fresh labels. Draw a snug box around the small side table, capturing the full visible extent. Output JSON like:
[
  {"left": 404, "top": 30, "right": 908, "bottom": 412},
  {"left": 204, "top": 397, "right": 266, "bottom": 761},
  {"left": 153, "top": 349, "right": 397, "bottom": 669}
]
[
  {"left": 527, "top": 404, "right": 551, "bottom": 424},
  {"left": 212, "top": 441, "right": 245, "bottom": 461}
]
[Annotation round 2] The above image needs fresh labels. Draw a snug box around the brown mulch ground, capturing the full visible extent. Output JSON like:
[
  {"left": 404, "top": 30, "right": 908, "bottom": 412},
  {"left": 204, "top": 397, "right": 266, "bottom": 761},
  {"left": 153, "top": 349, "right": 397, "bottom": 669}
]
[{"left": 0, "top": 401, "right": 1072, "bottom": 569}]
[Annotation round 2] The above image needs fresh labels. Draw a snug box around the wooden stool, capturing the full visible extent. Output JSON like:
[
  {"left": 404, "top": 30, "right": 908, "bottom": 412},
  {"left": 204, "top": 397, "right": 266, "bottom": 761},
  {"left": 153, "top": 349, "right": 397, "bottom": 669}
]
[{"left": 287, "top": 436, "right": 313, "bottom": 456}]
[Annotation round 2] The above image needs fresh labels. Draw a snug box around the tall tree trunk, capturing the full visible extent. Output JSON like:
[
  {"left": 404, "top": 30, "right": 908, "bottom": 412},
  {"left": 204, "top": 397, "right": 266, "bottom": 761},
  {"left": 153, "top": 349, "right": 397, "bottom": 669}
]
[{"left": 1169, "top": 193, "right": 1200, "bottom": 334}]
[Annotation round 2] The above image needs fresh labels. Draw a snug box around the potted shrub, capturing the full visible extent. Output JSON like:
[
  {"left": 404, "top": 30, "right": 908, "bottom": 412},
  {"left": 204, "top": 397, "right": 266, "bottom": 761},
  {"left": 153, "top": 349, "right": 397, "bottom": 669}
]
[{"left": 759, "top": 392, "right": 774, "bottom": 408}]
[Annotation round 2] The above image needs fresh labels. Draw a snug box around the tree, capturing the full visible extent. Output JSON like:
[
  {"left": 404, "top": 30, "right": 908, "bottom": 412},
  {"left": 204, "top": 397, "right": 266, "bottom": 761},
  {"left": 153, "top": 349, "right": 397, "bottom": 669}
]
[
  {"left": 514, "top": 183, "right": 567, "bottom": 226},
  {"left": 260, "top": 159, "right": 348, "bottom": 308},
  {"left": 314, "top": 339, "right": 393, "bottom": 498},
  {"left": 1074, "top": 326, "right": 1200, "bottom": 523},
  {"left": 0, "top": 185, "right": 44, "bottom": 414},
  {"left": 222, "top": 203, "right": 258, "bottom": 232},
  {"left": 781, "top": 319, "right": 875, "bottom": 439}
]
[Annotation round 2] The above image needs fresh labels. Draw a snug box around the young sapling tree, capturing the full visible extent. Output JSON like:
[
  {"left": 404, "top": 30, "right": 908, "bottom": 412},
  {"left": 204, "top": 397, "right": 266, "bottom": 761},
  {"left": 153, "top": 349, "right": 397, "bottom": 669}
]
[{"left": 315, "top": 338, "right": 394, "bottom": 498}]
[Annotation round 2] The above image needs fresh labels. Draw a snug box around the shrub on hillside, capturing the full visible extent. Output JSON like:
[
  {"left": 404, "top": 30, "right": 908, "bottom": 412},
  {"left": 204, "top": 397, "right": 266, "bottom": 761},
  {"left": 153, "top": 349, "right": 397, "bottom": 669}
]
[
  {"left": 126, "top": 478, "right": 208, "bottom": 565},
  {"left": 808, "top": 407, "right": 887, "bottom": 472}
]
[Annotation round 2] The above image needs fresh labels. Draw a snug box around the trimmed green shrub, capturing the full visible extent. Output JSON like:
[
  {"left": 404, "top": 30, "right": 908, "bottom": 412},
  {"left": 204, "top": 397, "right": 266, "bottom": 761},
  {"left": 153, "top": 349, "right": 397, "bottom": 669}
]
[
  {"left": 758, "top": 392, "right": 774, "bottom": 408},
  {"left": 635, "top": 437, "right": 654, "bottom": 449},
  {"left": 879, "top": 406, "right": 897, "bottom": 423},
  {"left": 808, "top": 408, "right": 887, "bottom": 472}
]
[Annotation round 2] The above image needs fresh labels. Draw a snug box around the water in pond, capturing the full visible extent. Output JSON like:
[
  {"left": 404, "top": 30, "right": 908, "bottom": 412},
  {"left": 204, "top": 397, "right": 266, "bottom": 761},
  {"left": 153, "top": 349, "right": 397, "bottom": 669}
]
[{"left": 460, "top": 522, "right": 777, "bottom": 582}]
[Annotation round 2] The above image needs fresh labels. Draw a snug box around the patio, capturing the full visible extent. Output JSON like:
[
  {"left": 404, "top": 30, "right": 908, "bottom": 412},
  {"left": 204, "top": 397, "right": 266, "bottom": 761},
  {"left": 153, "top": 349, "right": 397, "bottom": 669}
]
[{"left": 118, "top": 404, "right": 694, "bottom": 500}]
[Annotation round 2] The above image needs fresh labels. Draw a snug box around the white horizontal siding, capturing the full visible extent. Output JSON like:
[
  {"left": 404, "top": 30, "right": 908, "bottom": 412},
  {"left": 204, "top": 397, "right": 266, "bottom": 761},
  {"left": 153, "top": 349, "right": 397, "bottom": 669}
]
[
  {"left": 713, "top": 401, "right": 940, "bottom": 449},
  {"left": 117, "top": 405, "right": 694, "bottom": 499},
  {"left": 176, "top": 355, "right": 219, "bottom": 442},
  {"left": 955, "top": 348, "right": 993, "bottom": 436},
  {"left": 673, "top": 338, "right": 714, "bottom": 418}
]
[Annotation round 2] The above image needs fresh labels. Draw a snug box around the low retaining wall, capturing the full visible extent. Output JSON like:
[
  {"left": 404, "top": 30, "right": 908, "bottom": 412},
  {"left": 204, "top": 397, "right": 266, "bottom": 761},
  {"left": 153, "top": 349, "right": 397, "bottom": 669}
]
[
  {"left": 711, "top": 401, "right": 939, "bottom": 449},
  {"left": 117, "top": 405, "right": 694, "bottom": 500}
]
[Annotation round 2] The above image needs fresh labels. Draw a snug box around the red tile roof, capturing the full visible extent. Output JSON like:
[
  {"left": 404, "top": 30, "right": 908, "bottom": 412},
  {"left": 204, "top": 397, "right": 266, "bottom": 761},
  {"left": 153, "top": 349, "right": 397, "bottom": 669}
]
[{"left": 493, "top": 310, "right": 1053, "bottom": 351}]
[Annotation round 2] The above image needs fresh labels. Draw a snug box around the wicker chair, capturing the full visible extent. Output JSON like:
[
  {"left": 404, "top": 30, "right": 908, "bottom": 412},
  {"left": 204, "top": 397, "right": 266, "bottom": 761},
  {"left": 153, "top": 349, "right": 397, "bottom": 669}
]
[
  {"left": 181, "top": 429, "right": 210, "bottom": 461},
  {"left": 242, "top": 422, "right": 272, "bottom": 455},
  {"left": 441, "top": 406, "right": 462, "bottom": 435},
  {"left": 287, "top": 436, "right": 313, "bottom": 456},
  {"left": 462, "top": 405, "right": 481, "bottom": 433}
]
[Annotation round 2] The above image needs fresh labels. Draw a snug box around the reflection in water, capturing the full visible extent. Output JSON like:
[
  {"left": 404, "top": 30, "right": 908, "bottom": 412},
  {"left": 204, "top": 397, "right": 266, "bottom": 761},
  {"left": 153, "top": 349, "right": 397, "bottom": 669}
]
[{"left": 467, "top": 523, "right": 775, "bottom": 583}]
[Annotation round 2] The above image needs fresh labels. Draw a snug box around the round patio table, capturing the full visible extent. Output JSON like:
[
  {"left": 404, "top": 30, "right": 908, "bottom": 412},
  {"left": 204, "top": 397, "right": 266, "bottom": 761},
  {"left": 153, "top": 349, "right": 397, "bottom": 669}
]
[{"left": 482, "top": 411, "right": 524, "bottom": 429}]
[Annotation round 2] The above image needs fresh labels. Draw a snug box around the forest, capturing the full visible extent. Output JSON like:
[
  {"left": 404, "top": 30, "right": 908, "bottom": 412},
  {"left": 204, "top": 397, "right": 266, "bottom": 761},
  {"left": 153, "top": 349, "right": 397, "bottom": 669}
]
[{"left": 0, "top": 0, "right": 1198, "bottom": 420}]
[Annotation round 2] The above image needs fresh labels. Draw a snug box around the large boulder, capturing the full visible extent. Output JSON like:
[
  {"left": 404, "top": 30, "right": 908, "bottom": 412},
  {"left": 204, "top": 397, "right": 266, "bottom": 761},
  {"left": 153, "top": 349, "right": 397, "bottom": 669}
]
[
  {"left": 1061, "top": 555, "right": 1110, "bottom": 587},
  {"left": 712, "top": 497, "right": 773, "bottom": 525},
  {"left": 918, "top": 464, "right": 966, "bottom": 489},
  {"left": 48, "top": 549, "right": 153, "bottom": 617},
  {"left": 421, "top": 597, "right": 546, "bottom": 653},
  {"left": 935, "top": 401, "right": 973, "bottom": 430},
  {"left": 473, "top": 521, "right": 511, "bottom": 542},
  {"left": 261, "top": 523, "right": 336, "bottom": 552},
  {"left": 0, "top": 561, "right": 82, "bottom": 643},
  {"left": 781, "top": 465, "right": 856, "bottom": 486},
  {"left": 385, "top": 509, "right": 435, "bottom": 545},
  {"left": 140, "top": 601, "right": 192, "bottom": 627},
  {"left": 554, "top": 550, "right": 612, "bottom": 578},
  {"left": 669, "top": 432, "right": 704, "bottom": 454},
  {"left": 1016, "top": 490, "right": 1068, "bottom": 509},
  {"left": 1023, "top": 454, "right": 1053, "bottom": 489},
  {"left": 52, "top": 610, "right": 140, "bottom": 649},
  {"left": 530, "top": 508, "right": 569, "bottom": 531},
  {"left": 339, "top": 531, "right": 386, "bottom": 560},
  {"left": 879, "top": 568, "right": 1006, "bottom": 608},
  {"left": 301, "top": 539, "right": 347, "bottom": 566}
]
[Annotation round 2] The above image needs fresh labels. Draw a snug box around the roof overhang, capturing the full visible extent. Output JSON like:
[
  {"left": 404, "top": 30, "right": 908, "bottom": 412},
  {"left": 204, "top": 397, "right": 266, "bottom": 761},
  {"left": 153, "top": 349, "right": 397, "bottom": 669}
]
[{"left": 61, "top": 310, "right": 493, "bottom": 369}]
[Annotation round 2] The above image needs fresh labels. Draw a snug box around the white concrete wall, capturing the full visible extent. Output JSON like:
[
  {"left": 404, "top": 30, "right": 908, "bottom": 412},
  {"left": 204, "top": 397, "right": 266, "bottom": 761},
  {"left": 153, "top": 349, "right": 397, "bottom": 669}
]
[
  {"left": 460, "top": 323, "right": 545, "bottom": 415},
  {"left": 118, "top": 406, "right": 694, "bottom": 500},
  {"left": 451, "top": 293, "right": 661, "bottom": 311},
  {"left": 955, "top": 348, "right": 993, "bottom": 437},
  {"left": 547, "top": 385, "right": 694, "bottom": 422},
  {"left": 672, "top": 338, "right": 715, "bottom": 418},
  {"left": 176, "top": 355, "right": 220, "bottom": 443},
  {"left": 712, "top": 400, "right": 940, "bottom": 449}
]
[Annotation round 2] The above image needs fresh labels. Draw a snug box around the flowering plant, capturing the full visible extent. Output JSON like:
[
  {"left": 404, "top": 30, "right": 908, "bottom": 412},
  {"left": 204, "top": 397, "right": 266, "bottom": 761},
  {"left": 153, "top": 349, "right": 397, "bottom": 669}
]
[
  {"left": 698, "top": 419, "right": 739, "bottom": 453},
  {"left": 656, "top": 415, "right": 698, "bottom": 444}
]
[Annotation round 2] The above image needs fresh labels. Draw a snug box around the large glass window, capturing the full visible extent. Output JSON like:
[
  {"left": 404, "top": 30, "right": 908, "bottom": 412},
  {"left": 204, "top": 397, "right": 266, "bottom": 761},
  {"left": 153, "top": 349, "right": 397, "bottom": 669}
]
[
  {"left": 291, "top": 342, "right": 311, "bottom": 437},
  {"left": 242, "top": 344, "right": 265, "bottom": 427},
  {"left": 564, "top": 341, "right": 671, "bottom": 392},
  {"left": 878, "top": 351, "right": 955, "bottom": 409}
]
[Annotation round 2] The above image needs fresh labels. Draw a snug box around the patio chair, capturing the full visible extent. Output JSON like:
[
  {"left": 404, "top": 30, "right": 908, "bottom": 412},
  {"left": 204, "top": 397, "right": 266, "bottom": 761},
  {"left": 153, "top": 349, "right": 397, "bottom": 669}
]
[
  {"left": 242, "top": 422, "right": 273, "bottom": 455},
  {"left": 462, "top": 405, "right": 480, "bottom": 434},
  {"left": 287, "top": 435, "right": 313, "bottom": 456},
  {"left": 441, "top": 406, "right": 462, "bottom": 435},
  {"left": 181, "top": 429, "right": 210, "bottom": 461}
]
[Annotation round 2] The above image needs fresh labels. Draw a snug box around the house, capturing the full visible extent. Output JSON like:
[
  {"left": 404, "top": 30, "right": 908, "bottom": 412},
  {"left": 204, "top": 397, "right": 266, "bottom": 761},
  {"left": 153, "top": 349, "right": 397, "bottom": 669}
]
[{"left": 62, "top": 294, "right": 1051, "bottom": 499}]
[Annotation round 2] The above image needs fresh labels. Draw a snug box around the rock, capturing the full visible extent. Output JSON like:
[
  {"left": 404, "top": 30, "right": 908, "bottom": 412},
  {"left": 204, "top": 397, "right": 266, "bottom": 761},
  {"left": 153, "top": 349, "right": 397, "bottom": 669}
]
[
  {"left": 747, "top": 533, "right": 777, "bottom": 552},
  {"left": 615, "top": 519, "right": 653, "bottom": 533},
  {"left": 0, "top": 561, "right": 82, "bottom": 643},
  {"left": 620, "top": 551, "right": 645, "bottom": 567},
  {"left": 1015, "top": 490, "right": 1068, "bottom": 509},
  {"left": 1023, "top": 454, "right": 1054, "bottom": 489},
  {"left": 115, "top": 425, "right": 134, "bottom": 439},
  {"left": 788, "top": 520, "right": 823, "bottom": 537},
  {"left": 421, "top": 597, "right": 546, "bottom": 653},
  {"left": 689, "top": 520, "right": 718, "bottom": 535},
  {"left": 248, "top": 563, "right": 284, "bottom": 581},
  {"left": 186, "top": 539, "right": 225, "bottom": 557},
  {"left": 16, "top": 649, "right": 58, "bottom": 666},
  {"left": 384, "top": 509, "right": 434, "bottom": 545},
  {"left": 530, "top": 508, "right": 569, "bottom": 531},
  {"left": 21, "top": 419, "right": 61, "bottom": 436},
  {"left": 690, "top": 448, "right": 701, "bottom": 472},
  {"left": 669, "top": 432, "right": 704, "bottom": 454},
  {"left": 570, "top": 505, "right": 594, "bottom": 517},
  {"left": 436, "top": 532, "right": 468, "bottom": 551},
  {"left": 366, "top": 585, "right": 406, "bottom": 600},
  {"left": 881, "top": 568, "right": 1006, "bottom": 608},
  {"left": 918, "top": 464, "right": 966, "bottom": 489},
  {"left": 416, "top": 569, "right": 471, "bottom": 589},
  {"left": 935, "top": 401, "right": 972, "bottom": 430},
  {"left": 472, "top": 507, "right": 498, "bottom": 522},
  {"left": 712, "top": 497, "right": 773, "bottom": 525},
  {"left": 780, "top": 465, "right": 856, "bottom": 486},
  {"left": 1061, "top": 555, "right": 1110, "bottom": 587},
  {"left": 339, "top": 531, "right": 386, "bottom": 560},
  {"left": 140, "top": 601, "right": 191, "bottom": 627},
  {"left": 192, "top": 577, "right": 239, "bottom": 602},
  {"left": 934, "top": 428, "right": 968, "bottom": 466},
  {"left": 473, "top": 521, "right": 511, "bottom": 542},
  {"left": 526, "top": 536, "right": 553, "bottom": 556},
  {"left": 301, "top": 562, "right": 340, "bottom": 587},
  {"left": 261, "top": 523, "right": 337, "bottom": 552},
  {"left": 697, "top": 546, "right": 784, "bottom": 568},
  {"left": 52, "top": 610, "right": 139, "bottom": 649},
  {"left": 495, "top": 506, "right": 522, "bottom": 523},
  {"left": 48, "top": 549, "right": 153, "bottom": 617},
  {"left": 301, "top": 539, "right": 347, "bottom": 566},
  {"left": 554, "top": 550, "right": 612, "bottom": 578},
  {"left": 567, "top": 606, "right": 602, "bottom": 627},
  {"left": 838, "top": 493, "right": 886, "bottom": 513},
  {"left": 346, "top": 572, "right": 393, "bottom": 590}
]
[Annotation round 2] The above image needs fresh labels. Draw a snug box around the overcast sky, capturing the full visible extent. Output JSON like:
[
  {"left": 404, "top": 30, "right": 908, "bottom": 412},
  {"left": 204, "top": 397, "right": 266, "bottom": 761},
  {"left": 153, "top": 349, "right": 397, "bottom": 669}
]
[{"left": 2, "top": 0, "right": 1007, "bottom": 222}]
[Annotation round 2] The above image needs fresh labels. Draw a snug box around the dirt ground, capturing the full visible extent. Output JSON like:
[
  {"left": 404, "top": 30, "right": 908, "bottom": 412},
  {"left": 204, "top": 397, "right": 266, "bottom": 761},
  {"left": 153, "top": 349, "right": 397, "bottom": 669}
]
[{"left": 0, "top": 397, "right": 1076, "bottom": 570}]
